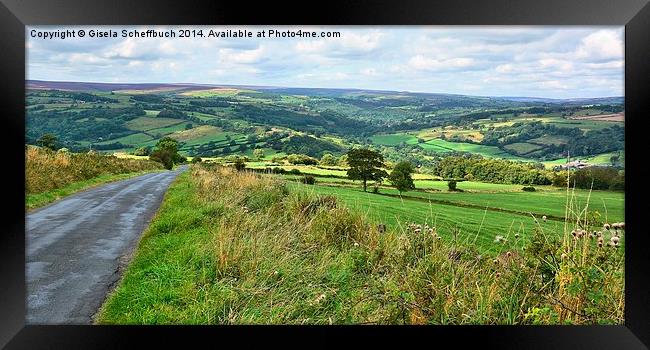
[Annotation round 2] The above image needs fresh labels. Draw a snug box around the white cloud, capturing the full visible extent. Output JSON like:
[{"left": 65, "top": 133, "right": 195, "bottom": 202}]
[
  {"left": 408, "top": 55, "right": 475, "bottom": 71},
  {"left": 294, "top": 40, "right": 327, "bottom": 54},
  {"left": 218, "top": 46, "right": 266, "bottom": 64},
  {"left": 68, "top": 53, "right": 106, "bottom": 64},
  {"left": 360, "top": 68, "right": 378, "bottom": 76},
  {"left": 539, "top": 80, "right": 571, "bottom": 90},
  {"left": 26, "top": 26, "right": 624, "bottom": 98},
  {"left": 575, "top": 30, "right": 623, "bottom": 61}
]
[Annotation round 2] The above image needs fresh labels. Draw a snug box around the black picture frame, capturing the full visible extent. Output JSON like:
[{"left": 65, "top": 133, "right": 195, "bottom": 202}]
[{"left": 1, "top": 0, "right": 649, "bottom": 348}]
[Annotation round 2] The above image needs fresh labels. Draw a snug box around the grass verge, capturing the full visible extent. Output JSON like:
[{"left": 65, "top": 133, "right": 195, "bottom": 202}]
[
  {"left": 26, "top": 170, "right": 165, "bottom": 210},
  {"left": 96, "top": 164, "right": 624, "bottom": 325}
]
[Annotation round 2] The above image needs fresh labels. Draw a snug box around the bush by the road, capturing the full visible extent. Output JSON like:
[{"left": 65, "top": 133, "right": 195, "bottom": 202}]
[{"left": 26, "top": 145, "right": 163, "bottom": 194}]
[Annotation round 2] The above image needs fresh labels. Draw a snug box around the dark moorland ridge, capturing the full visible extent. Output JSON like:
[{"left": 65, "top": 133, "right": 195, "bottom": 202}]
[{"left": 26, "top": 80, "right": 623, "bottom": 104}]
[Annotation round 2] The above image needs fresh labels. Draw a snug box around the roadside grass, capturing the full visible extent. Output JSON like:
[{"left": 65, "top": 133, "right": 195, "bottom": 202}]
[
  {"left": 26, "top": 170, "right": 164, "bottom": 210},
  {"left": 26, "top": 145, "right": 164, "bottom": 200},
  {"left": 97, "top": 164, "right": 624, "bottom": 325}
]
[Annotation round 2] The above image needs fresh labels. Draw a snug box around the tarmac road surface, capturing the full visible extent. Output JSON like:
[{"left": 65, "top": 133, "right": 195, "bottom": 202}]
[{"left": 26, "top": 166, "right": 186, "bottom": 324}]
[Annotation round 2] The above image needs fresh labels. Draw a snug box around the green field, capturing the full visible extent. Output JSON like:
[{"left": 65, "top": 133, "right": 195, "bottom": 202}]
[
  {"left": 418, "top": 139, "right": 529, "bottom": 161},
  {"left": 370, "top": 133, "right": 417, "bottom": 146},
  {"left": 381, "top": 187, "right": 623, "bottom": 222},
  {"left": 290, "top": 181, "right": 623, "bottom": 251},
  {"left": 99, "top": 133, "right": 154, "bottom": 145},
  {"left": 125, "top": 117, "right": 185, "bottom": 131},
  {"left": 503, "top": 142, "right": 543, "bottom": 155},
  {"left": 148, "top": 123, "right": 192, "bottom": 136},
  {"left": 187, "top": 111, "right": 219, "bottom": 121},
  {"left": 291, "top": 183, "right": 561, "bottom": 252}
]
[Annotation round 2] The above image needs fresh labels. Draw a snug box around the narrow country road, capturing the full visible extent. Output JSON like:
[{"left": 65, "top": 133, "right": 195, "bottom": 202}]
[{"left": 26, "top": 166, "right": 187, "bottom": 324}]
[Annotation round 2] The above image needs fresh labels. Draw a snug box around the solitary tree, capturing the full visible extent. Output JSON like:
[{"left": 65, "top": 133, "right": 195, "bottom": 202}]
[
  {"left": 37, "top": 133, "right": 58, "bottom": 151},
  {"left": 150, "top": 137, "right": 182, "bottom": 170},
  {"left": 346, "top": 148, "right": 388, "bottom": 192},
  {"left": 389, "top": 161, "right": 416, "bottom": 195}
]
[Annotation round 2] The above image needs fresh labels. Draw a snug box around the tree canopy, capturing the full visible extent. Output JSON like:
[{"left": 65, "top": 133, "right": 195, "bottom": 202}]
[
  {"left": 149, "top": 137, "right": 182, "bottom": 170},
  {"left": 389, "top": 161, "right": 416, "bottom": 195},
  {"left": 37, "top": 133, "right": 58, "bottom": 151},
  {"left": 346, "top": 148, "right": 388, "bottom": 192}
]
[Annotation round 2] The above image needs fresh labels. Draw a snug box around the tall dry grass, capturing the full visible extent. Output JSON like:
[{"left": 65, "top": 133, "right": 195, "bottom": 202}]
[
  {"left": 26, "top": 145, "right": 163, "bottom": 194},
  {"left": 184, "top": 164, "right": 624, "bottom": 324}
]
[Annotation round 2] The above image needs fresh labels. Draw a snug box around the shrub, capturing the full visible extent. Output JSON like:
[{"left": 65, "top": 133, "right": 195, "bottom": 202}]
[
  {"left": 192, "top": 157, "right": 203, "bottom": 164},
  {"left": 302, "top": 175, "right": 316, "bottom": 185},
  {"left": 447, "top": 180, "right": 457, "bottom": 191},
  {"left": 289, "top": 168, "right": 301, "bottom": 175},
  {"left": 319, "top": 153, "right": 337, "bottom": 166},
  {"left": 26, "top": 146, "right": 162, "bottom": 194},
  {"left": 133, "top": 146, "right": 151, "bottom": 156},
  {"left": 150, "top": 149, "right": 174, "bottom": 170},
  {"left": 522, "top": 186, "right": 536, "bottom": 192},
  {"left": 287, "top": 154, "right": 318, "bottom": 165},
  {"left": 233, "top": 158, "right": 246, "bottom": 171}
]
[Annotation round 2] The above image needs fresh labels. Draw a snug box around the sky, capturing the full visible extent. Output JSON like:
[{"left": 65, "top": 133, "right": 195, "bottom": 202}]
[{"left": 26, "top": 26, "right": 624, "bottom": 99}]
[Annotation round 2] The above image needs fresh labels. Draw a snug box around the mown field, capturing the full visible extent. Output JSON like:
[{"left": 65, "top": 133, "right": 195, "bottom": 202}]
[
  {"left": 286, "top": 181, "right": 623, "bottom": 252},
  {"left": 97, "top": 165, "right": 624, "bottom": 325}
]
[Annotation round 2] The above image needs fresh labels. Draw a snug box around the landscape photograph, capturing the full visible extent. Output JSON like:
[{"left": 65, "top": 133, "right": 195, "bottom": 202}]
[{"left": 25, "top": 26, "right": 625, "bottom": 325}]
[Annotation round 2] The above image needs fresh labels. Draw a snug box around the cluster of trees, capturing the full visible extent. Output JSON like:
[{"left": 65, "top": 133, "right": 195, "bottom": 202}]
[
  {"left": 188, "top": 98, "right": 233, "bottom": 107},
  {"left": 481, "top": 122, "right": 624, "bottom": 159},
  {"left": 286, "top": 154, "right": 319, "bottom": 165},
  {"left": 482, "top": 121, "right": 580, "bottom": 146},
  {"left": 26, "top": 107, "right": 147, "bottom": 146},
  {"left": 431, "top": 155, "right": 552, "bottom": 185},
  {"left": 552, "top": 167, "right": 624, "bottom": 191},
  {"left": 92, "top": 142, "right": 128, "bottom": 151},
  {"left": 344, "top": 148, "right": 416, "bottom": 195},
  {"left": 266, "top": 135, "right": 344, "bottom": 158},
  {"left": 157, "top": 109, "right": 188, "bottom": 119},
  {"left": 130, "top": 94, "right": 165, "bottom": 103},
  {"left": 227, "top": 104, "right": 376, "bottom": 136},
  {"left": 28, "top": 90, "right": 118, "bottom": 103},
  {"left": 565, "top": 125, "right": 624, "bottom": 157}
]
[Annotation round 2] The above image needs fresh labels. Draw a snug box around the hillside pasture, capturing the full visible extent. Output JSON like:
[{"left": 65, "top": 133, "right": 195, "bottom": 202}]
[
  {"left": 370, "top": 133, "right": 417, "bottom": 146},
  {"left": 125, "top": 117, "right": 185, "bottom": 131},
  {"left": 503, "top": 142, "right": 544, "bottom": 155}
]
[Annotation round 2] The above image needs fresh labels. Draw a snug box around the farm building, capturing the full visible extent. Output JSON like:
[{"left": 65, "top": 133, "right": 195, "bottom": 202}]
[{"left": 555, "top": 159, "right": 590, "bottom": 170}]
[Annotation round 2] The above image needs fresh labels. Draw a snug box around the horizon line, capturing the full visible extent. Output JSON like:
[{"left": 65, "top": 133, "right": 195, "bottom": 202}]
[{"left": 25, "top": 79, "right": 625, "bottom": 101}]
